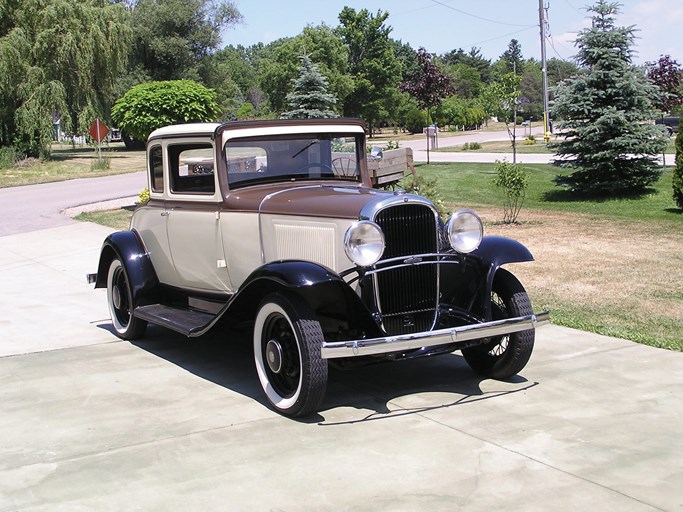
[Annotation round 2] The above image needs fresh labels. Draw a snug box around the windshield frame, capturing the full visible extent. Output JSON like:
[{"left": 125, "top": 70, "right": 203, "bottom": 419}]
[{"left": 223, "top": 132, "right": 364, "bottom": 189}]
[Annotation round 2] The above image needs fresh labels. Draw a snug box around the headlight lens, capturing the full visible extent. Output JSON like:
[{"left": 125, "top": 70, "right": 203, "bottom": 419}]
[
  {"left": 344, "top": 221, "right": 385, "bottom": 267},
  {"left": 446, "top": 210, "right": 483, "bottom": 253}
]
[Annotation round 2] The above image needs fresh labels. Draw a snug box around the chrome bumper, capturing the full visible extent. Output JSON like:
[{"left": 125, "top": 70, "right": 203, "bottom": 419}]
[{"left": 320, "top": 310, "right": 550, "bottom": 359}]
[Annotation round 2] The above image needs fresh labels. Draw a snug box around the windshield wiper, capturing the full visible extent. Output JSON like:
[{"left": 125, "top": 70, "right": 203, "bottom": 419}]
[{"left": 292, "top": 140, "right": 318, "bottom": 158}]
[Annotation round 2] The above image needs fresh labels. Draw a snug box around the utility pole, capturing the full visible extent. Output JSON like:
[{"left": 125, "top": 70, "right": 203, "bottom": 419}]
[{"left": 538, "top": 0, "right": 551, "bottom": 142}]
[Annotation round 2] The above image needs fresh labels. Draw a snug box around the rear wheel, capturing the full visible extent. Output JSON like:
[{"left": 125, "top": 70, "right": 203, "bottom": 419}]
[
  {"left": 462, "top": 268, "right": 534, "bottom": 379},
  {"left": 253, "top": 293, "right": 327, "bottom": 417},
  {"left": 106, "top": 258, "right": 147, "bottom": 340}
]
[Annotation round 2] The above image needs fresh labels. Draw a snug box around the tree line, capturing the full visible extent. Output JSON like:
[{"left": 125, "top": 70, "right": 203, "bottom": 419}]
[
  {"left": 0, "top": 0, "right": 579, "bottom": 156},
  {"left": 1, "top": 0, "right": 681, "bottom": 201}
]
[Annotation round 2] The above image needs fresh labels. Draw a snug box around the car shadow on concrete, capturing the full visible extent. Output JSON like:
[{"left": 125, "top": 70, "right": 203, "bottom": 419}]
[{"left": 111, "top": 323, "right": 537, "bottom": 424}]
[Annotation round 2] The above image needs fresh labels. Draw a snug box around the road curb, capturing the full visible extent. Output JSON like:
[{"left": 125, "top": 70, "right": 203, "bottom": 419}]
[{"left": 62, "top": 196, "right": 138, "bottom": 218}]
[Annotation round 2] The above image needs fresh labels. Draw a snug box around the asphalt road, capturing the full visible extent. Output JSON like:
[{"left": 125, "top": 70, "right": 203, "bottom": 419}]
[{"left": 0, "top": 171, "right": 145, "bottom": 237}]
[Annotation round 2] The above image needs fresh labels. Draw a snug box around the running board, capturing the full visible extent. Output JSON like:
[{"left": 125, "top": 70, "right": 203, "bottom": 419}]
[{"left": 134, "top": 304, "right": 215, "bottom": 337}]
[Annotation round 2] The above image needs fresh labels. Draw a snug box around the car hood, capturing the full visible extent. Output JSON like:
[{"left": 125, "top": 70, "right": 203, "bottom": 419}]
[{"left": 224, "top": 182, "right": 396, "bottom": 219}]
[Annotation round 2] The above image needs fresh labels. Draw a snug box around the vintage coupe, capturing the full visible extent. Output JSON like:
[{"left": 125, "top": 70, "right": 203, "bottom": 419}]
[{"left": 89, "top": 118, "right": 549, "bottom": 417}]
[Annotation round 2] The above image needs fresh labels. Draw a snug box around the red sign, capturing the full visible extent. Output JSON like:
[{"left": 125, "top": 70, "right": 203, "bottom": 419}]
[{"left": 89, "top": 119, "right": 109, "bottom": 143}]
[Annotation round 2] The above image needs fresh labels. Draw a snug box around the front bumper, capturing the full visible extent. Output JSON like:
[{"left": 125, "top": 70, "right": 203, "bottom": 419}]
[{"left": 320, "top": 310, "right": 550, "bottom": 359}]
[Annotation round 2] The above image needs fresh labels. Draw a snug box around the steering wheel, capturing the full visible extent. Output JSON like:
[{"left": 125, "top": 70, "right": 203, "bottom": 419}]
[{"left": 332, "top": 157, "right": 357, "bottom": 177}]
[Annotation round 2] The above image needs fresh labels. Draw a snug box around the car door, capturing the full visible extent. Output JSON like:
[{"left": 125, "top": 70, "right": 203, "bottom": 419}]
[{"left": 164, "top": 142, "right": 234, "bottom": 293}]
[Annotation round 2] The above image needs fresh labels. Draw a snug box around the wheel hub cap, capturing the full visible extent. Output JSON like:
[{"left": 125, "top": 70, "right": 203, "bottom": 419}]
[
  {"left": 265, "top": 339, "right": 283, "bottom": 373},
  {"left": 112, "top": 285, "right": 122, "bottom": 309}
]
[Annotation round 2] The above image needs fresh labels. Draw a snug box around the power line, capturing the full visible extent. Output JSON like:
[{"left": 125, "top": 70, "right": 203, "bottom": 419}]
[
  {"left": 562, "top": 0, "right": 584, "bottom": 15},
  {"left": 462, "top": 26, "right": 537, "bottom": 51},
  {"left": 428, "top": 0, "right": 536, "bottom": 28},
  {"left": 547, "top": 35, "right": 575, "bottom": 61}
]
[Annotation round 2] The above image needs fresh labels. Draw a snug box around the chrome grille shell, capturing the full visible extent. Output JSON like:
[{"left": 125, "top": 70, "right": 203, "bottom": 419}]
[{"left": 365, "top": 195, "right": 441, "bottom": 336}]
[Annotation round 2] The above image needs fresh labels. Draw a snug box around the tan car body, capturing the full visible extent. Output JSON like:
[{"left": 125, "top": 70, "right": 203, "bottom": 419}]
[{"left": 91, "top": 118, "right": 548, "bottom": 417}]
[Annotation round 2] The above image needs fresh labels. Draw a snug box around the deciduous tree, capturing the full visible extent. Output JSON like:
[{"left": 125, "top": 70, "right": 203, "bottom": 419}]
[
  {"left": 0, "top": 0, "right": 131, "bottom": 156},
  {"left": 481, "top": 73, "right": 522, "bottom": 160},
  {"left": 129, "top": 0, "right": 242, "bottom": 82},
  {"left": 336, "top": 7, "right": 401, "bottom": 134},
  {"left": 646, "top": 54, "right": 683, "bottom": 114},
  {"left": 399, "top": 47, "right": 455, "bottom": 123}
]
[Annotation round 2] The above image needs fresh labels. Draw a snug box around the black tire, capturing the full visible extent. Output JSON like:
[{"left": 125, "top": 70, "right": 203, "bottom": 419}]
[
  {"left": 253, "top": 293, "right": 328, "bottom": 417},
  {"left": 106, "top": 258, "right": 147, "bottom": 340},
  {"left": 461, "top": 268, "right": 534, "bottom": 379}
]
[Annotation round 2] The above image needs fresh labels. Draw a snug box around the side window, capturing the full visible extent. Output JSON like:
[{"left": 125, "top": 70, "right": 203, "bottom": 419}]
[
  {"left": 148, "top": 144, "right": 164, "bottom": 192},
  {"left": 169, "top": 143, "right": 215, "bottom": 195}
]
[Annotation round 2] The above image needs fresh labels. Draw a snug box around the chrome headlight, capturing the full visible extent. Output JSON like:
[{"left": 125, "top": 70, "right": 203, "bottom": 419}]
[
  {"left": 344, "top": 221, "right": 385, "bottom": 267},
  {"left": 446, "top": 210, "right": 483, "bottom": 253}
]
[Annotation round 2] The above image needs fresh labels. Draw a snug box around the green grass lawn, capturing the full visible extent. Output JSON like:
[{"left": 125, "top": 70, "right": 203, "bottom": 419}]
[
  {"left": 402, "top": 162, "right": 682, "bottom": 350},
  {"left": 412, "top": 162, "right": 681, "bottom": 223},
  {"left": 435, "top": 137, "right": 677, "bottom": 155},
  {"left": 75, "top": 208, "right": 135, "bottom": 231},
  {"left": 436, "top": 140, "right": 556, "bottom": 154},
  {"left": 0, "top": 143, "right": 145, "bottom": 188}
]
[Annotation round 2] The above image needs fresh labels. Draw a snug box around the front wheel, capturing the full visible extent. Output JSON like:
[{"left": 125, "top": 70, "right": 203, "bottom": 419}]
[
  {"left": 253, "top": 293, "right": 328, "bottom": 417},
  {"left": 461, "top": 268, "right": 534, "bottom": 379},
  {"left": 106, "top": 258, "right": 147, "bottom": 340}
]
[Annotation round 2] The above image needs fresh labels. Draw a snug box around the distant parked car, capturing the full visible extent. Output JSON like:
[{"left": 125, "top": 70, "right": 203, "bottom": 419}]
[
  {"left": 88, "top": 118, "right": 550, "bottom": 417},
  {"left": 109, "top": 128, "right": 122, "bottom": 143},
  {"left": 655, "top": 116, "right": 679, "bottom": 136}
]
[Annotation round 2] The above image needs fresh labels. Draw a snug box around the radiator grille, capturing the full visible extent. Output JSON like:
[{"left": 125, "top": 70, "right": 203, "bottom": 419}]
[{"left": 374, "top": 204, "right": 439, "bottom": 335}]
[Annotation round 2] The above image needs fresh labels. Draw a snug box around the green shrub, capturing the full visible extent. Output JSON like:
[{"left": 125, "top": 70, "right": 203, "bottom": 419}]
[
  {"left": 524, "top": 135, "right": 537, "bottom": 145},
  {"left": 674, "top": 128, "right": 683, "bottom": 210},
  {"left": 401, "top": 175, "right": 448, "bottom": 218},
  {"left": 462, "top": 141, "right": 481, "bottom": 151},
  {"left": 493, "top": 159, "right": 530, "bottom": 224},
  {"left": 404, "top": 107, "right": 429, "bottom": 134},
  {"left": 0, "top": 146, "right": 20, "bottom": 169},
  {"left": 112, "top": 80, "right": 220, "bottom": 141}
]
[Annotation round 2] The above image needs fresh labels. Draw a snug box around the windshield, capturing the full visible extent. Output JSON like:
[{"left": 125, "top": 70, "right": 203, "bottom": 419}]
[{"left": 224, "top": 134, "right": 362, "bottom": 188}]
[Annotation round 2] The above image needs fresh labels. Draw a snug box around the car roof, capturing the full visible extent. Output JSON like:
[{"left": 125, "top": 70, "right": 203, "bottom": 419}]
[
  {"left": 148, "top": 119, "right": 368, "bottom": 143},
  {"left": 148, "top": 123, "right": 221, "bottom": 141}
]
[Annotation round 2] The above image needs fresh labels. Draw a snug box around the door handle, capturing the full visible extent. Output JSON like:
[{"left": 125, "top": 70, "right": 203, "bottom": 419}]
[{"left": 161, "top": 211, "right": 169, "bottom": 217}]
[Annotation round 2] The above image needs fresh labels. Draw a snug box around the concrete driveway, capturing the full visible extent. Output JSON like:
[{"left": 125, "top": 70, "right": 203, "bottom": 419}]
[{"left": 1, "top": 222, "right": 682, "bottom": 511}]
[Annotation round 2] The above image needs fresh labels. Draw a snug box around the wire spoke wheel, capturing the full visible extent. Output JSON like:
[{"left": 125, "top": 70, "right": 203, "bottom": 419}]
[{"left": 462, "top": 268, "right": 535, "bottom": 379}]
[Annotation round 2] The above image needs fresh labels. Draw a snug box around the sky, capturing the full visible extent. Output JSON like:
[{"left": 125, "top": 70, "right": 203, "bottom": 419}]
[{"left": 223, "top": 0, "right": 682, "bottom": 66}]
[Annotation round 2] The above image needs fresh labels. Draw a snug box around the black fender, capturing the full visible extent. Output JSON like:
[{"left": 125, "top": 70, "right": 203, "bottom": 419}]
[
  {"left": 471, "top": 236, "right": 534, "bottom": 319},
  {"left": 221, "top": 260, "right": 382, "bottom": 339},
  {"left": 93, "top": 231, "right": 160, "bottom": 307},
  {"left": 472, "top": 236, "right": 534, "bottom": 269}
]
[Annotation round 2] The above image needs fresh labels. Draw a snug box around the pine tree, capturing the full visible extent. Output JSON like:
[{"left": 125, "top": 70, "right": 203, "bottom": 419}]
[
  {"left": 551, "top": 0, "right": 667, "bottom": 196},
  {"left": 673, "top": 127, "right": 683, "bottom": 210},
  {"left": 280, "top": 55, "right": 338, "bottom": 119}
]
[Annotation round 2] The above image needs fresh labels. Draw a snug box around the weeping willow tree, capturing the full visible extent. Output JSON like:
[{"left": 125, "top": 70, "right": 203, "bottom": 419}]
[{"left": 0, "top": 0, "right": 131, "bottom": 156}]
